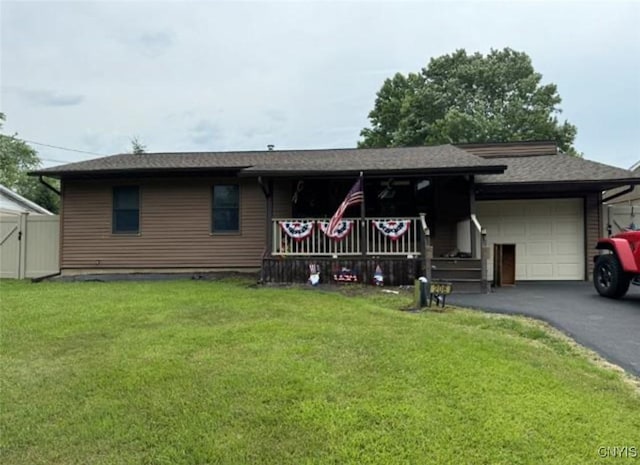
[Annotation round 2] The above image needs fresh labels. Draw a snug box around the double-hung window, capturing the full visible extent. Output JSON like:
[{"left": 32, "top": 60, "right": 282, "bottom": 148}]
[
  {"left": 212, "top": 185, "right": 239, "bottom": 233},
  {"left": 113, "top": 186, "right": 140, "bottom": 234}
]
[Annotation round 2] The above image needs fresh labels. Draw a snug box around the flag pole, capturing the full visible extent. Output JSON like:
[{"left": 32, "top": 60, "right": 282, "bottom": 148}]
[{"left": 360, "top": 171, "right": 366, "bottom": 257}]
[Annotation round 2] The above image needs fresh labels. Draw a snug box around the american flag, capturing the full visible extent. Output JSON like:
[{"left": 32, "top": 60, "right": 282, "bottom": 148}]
[{"left": 327, "top": 178, "right": 364, "bottom": 237}]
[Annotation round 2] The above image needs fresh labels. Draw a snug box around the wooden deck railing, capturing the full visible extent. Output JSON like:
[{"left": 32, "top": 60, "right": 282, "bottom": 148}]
[{"left": 272, "top": 217, "right": 421, "bottom": 257}]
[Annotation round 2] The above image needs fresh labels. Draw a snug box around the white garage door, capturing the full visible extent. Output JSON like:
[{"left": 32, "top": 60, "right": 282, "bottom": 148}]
[{"left": 477, "top": 199, "right": 585, "bottom": 281}]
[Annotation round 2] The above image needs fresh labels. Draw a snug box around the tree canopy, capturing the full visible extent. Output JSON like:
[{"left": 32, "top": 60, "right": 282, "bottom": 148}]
[
  {"left": 0, "top": 113, "right": 60, "bottom": 213},
  {"left": 359, "top": 48, "right": 578, "bottom": 155}
]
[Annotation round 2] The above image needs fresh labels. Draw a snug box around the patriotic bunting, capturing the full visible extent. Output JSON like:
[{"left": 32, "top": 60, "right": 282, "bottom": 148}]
[
  {"left": 279, "top": 220, "right": 314, "bottom": 241},
  {"left": 372, "top": 219, "right": 411, "bottom": 241}
]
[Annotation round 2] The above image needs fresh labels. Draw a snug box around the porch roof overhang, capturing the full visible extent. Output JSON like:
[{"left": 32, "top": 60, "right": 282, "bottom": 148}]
[{"left": 238, "top": 165, "right": 507, "bottom": 178}]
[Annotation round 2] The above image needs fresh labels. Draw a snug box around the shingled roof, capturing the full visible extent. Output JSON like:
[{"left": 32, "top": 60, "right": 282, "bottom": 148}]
[
  {"left": 31, "top": 145, "right": 506, "bottom": 177},
  {"left": 31, "top": 143, "right": 639, "bottom": 189},
  {"left": 475, "top": 154, "right": 639, "bottom": 187}
]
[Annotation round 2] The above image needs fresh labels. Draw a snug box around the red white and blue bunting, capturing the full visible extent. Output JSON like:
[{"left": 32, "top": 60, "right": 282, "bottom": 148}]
[
  {"left": 279, "top": 220, "right": 314, "bottom": 241},
  {"left": 318, "top": 219, "right": 354, "bottom": 240},
  {"left": 372, "top": 219, "right": 411, "bottom": 241}
]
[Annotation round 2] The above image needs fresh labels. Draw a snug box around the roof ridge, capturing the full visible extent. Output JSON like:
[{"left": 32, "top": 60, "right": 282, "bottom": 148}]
[{"left": 109, "top": 144, "right": 458, "bottom": 157}]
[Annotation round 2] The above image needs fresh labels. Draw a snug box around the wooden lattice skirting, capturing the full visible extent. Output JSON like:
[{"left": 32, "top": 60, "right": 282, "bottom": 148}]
[{"left": 261, "top": 257, "right": 423, "bottom": 286}]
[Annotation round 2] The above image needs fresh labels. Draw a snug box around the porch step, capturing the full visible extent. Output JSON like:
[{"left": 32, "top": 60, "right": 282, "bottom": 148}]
[
  {"left": 431, "top": 257, "right": 483, "bottom": 293},
  {"left": 432, "top": 268, "right": 481, "bottom": 280},
  {"left": 432, "top": 259, "right": 482, "bottom": 280}
]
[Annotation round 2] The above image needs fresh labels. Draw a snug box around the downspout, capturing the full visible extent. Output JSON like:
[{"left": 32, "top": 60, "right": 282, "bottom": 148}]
[
  {"left": 38, "top": 176, "right": 61, "bottom": 196},
  {"left": 602, "top": 185, "right": 633, "bottom": 204},
  {"left": 257, "top": 176, "right": 273, "bottom": 283},
  {"left": 257, "top": 176, "right": 272, "bottom": 198}
]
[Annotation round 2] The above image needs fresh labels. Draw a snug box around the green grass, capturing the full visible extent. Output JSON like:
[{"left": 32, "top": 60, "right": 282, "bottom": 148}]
[{"left": 1, "top": 279, "right": 638, "bottom": 465}]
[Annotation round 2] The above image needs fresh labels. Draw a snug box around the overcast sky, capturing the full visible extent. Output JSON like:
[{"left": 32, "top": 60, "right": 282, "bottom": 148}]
[{"left": 1, "top": 0, "right": 639, "bottom": 169}]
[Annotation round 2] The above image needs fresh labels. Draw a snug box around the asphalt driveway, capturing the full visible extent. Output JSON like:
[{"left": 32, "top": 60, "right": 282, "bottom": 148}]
[{"left": 447, "top": 282, "right": 640, "bottom": 376}]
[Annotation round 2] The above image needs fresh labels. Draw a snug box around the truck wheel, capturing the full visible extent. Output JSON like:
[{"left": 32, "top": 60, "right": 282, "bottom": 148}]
[{"left": 593, "top": 254, "right": 631, "bottom": 298}]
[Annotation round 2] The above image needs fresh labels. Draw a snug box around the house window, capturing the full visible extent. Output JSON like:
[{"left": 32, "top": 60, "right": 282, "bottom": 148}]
[
  {"left": 212, "top": 185, "right": 240, "bottom": 233},
  {"left": 113, "top": 186, "right": 140, "bottom": 234}
]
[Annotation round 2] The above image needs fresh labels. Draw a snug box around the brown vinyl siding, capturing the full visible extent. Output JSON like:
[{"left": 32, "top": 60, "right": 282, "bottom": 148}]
[
  {"left": 584, "top": 191, "right": 602, "bottom": 279},
  {"left": 59, "top": 181, "right": 66, "bottom": 267},
  {"left": 61, "top": 177, "right": 267, "bottom": 269}
]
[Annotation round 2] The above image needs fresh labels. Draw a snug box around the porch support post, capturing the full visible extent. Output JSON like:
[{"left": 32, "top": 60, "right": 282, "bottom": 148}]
[
  {"left": 259, "top": 177, "right": 274, "bottom": 257},
  {"left": 469, "top": 176, "right": 477, "bottom": 257},
  {"left": 266, "top": 179, "right": 274, "bottom": 257},
  {"left": 360, "top": 171, "right": 366, "bottom": 257},
  {"left": 481, "top": 230, "right": 490, "bottom": 294},
  {"left": 419, "top": 212, "right": 432, "bottom": 282}
]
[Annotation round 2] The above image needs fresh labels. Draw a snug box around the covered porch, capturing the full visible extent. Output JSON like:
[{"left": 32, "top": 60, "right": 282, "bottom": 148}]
[{"left": 260, "top": 175, "right": 490, "bottom": 291}]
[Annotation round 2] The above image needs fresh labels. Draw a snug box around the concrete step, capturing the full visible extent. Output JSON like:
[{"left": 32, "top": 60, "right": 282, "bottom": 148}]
[{"left": 433, "top": 268, "right": 482, "bottom": 280}]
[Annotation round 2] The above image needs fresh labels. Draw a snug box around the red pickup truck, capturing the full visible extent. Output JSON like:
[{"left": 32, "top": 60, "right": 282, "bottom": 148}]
[{"left": 594, "top": 230, "right": 640, "bottom": 298}]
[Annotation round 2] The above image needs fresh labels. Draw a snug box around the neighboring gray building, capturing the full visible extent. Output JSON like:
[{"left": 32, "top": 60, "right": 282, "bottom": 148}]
[
  {"left": 605, "top": 161, "right": 640, "bottom": 205},
  {"left": 602, "top": 161, "right": 639, "bottom": 234},
  {"left": 0, "top": 184, "right": 53, "bottom": 215}
]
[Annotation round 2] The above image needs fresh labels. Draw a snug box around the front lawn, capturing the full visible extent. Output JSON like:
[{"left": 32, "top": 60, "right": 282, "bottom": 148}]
[{"left": 0, "top": 279, "right": 638, "bottom": 464}]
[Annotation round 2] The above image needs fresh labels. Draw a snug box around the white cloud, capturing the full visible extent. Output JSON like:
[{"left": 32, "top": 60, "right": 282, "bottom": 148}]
[{"left": 9, "top": 87, "right": 85, "bottom": 106}]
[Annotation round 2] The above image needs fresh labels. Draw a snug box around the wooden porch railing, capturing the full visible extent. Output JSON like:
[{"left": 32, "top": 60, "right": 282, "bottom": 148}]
[{"left": 272, "top": 217, "right": 421, "bottom": 256}]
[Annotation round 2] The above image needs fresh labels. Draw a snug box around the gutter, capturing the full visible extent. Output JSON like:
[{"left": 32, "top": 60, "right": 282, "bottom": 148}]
[
  {"left": 477, "top": 178, "right": 640, "bottom": 194},
  {"left": 29, "top": 166, "right": 251, "bottom": 179},
  {"left": 602, "top": 185, "right": 634, "bottom": 204}
]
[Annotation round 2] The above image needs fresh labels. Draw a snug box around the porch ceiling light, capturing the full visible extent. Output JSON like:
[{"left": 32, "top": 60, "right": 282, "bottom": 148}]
[{"left": 416, "top": 179, "right": 431, "bottom": 191}]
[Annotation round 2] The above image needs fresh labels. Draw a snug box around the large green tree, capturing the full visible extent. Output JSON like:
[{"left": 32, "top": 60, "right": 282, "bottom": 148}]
[
  {"left": 359, "top": 48, "right": 578, "bottom": 155},
  {"left": 0, "top": 113, "right": 60, "bottom": 213}
]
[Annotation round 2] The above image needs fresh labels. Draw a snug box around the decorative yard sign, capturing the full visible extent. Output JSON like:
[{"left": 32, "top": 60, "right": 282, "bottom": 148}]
[
  {"left": 308, "top": 263, "right": 320, "bottom": 286},
  {"left": 373, "top": 265, "right": 384, "bottom": 286},
  {"left": 333, "top": 267, "right": 358, "bottom": 283},
  {"left": 372, "top": 219, "right": 411, "bottom": 240},
  {"left": 429, "top": 282, "right": 452, "bottom": 308},
  {"left": 318, "top": 219, "right": 354, "bottom": 240},
  {"left": 279, "top": 220, "right": 314, "bottom": 241}
]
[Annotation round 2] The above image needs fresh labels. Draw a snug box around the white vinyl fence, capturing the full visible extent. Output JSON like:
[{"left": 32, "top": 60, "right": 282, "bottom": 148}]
[{"left": 0, "top": 211, "right": 59, "bottom": 279}]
